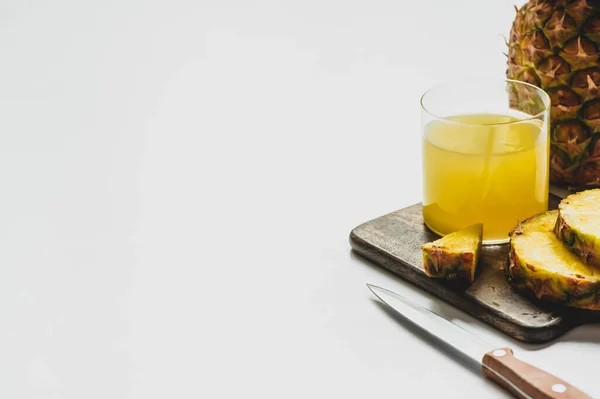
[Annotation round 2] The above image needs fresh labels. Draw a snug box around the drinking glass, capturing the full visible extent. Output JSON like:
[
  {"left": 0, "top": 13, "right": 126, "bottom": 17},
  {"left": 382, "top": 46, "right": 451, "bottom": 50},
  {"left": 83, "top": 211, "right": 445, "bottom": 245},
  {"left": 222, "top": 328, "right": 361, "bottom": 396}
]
[{"left": 421, "top": 79, "right": 551, "bottom": 244}]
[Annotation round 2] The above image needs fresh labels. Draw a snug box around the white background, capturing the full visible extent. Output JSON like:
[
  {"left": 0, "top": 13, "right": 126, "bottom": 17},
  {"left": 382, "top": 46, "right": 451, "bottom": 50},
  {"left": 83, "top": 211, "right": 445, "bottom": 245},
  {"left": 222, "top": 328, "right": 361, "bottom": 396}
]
[{"left": 2, "top": 1, "right": 599, "bottom": 398}]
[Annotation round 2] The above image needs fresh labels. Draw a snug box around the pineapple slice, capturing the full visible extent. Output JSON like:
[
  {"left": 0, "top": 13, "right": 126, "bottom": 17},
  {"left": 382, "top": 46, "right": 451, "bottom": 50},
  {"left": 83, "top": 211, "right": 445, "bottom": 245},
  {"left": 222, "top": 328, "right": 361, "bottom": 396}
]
[
  {"left": 555, "top": 188, "right": 600, "bottom": 267},
  {"left": 421, "top": 224, "right": 482, "bottom": 283},
  {"left": 507, "top": 210, "right": 600, "bottom": 310}
]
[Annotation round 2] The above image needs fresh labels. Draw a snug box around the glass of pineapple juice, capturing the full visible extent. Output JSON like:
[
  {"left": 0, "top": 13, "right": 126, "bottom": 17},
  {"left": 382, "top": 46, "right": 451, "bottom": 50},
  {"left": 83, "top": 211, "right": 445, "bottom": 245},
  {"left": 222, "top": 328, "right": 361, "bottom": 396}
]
[{"left": 421, "top": 79, "right": 551, "bottom": 244}]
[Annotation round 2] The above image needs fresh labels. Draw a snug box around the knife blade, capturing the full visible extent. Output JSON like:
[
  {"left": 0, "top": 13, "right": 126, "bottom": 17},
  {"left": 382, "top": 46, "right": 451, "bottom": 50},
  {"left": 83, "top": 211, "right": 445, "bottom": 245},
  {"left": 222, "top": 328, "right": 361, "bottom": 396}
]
[{"left": 367, "top": 284, "right": 592, "bottom": 399}]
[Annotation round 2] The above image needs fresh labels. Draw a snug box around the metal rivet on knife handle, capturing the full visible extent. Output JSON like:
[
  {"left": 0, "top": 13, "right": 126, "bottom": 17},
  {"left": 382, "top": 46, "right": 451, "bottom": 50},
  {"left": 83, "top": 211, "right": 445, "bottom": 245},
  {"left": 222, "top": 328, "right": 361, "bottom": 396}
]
[
  {"left": 552, "top": 384, "right": 567, "bottom": 393},
  {"left": 493, "top": 349, "right": 507, "bottom": 357}
]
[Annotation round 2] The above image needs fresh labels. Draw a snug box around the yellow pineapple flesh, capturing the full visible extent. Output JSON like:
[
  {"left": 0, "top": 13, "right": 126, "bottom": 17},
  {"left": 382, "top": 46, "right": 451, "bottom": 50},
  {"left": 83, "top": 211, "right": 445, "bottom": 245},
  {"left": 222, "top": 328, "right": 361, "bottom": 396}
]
[{"left": 506, "top": 210, "right": 600, "bottom": 310}]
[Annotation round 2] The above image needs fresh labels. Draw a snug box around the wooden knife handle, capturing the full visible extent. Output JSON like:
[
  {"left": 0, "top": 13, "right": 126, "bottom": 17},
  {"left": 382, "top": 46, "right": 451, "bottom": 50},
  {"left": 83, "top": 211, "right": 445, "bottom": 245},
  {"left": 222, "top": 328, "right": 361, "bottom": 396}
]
[{"left": 482, "top": 348, "right": 592, "bottom": 399}]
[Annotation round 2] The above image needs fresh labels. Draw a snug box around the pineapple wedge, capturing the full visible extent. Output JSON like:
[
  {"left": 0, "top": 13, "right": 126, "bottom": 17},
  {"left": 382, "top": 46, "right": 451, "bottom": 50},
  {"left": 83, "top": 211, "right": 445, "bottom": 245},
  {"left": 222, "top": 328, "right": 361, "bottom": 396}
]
[
  {"left": 421, "top": 224, "right": 482, "bottom": 283},
  {"left": 555, "top": 189, "right": 600, "bottom": 267},
  {"left": 507, "top": 210, "right": 600, "bottom": 310}
]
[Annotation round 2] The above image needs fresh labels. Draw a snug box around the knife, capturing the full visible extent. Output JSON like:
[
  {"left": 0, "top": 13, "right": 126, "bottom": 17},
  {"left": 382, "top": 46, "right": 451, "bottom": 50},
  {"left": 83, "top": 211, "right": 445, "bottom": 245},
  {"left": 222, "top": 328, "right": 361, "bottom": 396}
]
[{"left": 367, "top": 284, "right": 592, "bottom": 399}]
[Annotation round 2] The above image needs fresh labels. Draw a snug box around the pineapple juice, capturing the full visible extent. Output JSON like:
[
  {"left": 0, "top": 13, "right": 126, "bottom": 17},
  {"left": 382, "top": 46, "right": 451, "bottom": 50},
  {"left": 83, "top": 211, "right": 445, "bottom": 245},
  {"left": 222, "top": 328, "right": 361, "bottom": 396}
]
[{"left": 422, "top": 114, "right": 549, "bottom": 244}]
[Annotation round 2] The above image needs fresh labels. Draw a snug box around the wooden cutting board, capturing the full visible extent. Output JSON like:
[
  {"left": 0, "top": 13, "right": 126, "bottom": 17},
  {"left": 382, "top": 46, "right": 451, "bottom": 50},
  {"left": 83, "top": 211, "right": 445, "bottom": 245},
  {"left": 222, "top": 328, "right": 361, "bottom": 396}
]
[{"left": 350, "top": 194, "right": 600, "bottom": 343}]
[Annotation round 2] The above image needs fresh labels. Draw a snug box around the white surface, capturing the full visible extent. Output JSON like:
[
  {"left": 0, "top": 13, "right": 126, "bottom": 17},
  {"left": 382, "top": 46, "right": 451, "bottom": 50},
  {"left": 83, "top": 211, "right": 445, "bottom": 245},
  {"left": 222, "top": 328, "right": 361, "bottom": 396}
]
[{"left": 1, "top": 1, "right": 599, "bottom": 398}]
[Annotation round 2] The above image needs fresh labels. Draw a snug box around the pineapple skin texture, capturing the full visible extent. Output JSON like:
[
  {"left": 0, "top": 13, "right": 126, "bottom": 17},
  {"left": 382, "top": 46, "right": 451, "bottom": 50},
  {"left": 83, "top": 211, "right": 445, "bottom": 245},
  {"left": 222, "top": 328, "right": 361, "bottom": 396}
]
[
  {"left": 555, "top": 188, "right": 600, "bottom": 267},
  {"left": 422, "top": 249, "right": 477, "bottom": 283},
  {"left": 507, "top": 0, "right": 600, "bottom": 188},
  {"left": 506, "top": 210, "right": 600, "bottom": 310}
]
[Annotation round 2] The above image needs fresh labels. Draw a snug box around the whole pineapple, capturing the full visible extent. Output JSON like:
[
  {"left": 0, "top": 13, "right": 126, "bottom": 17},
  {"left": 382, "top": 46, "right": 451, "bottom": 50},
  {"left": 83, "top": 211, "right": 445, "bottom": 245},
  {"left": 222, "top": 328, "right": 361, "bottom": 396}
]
[{"left": 507, "top": 0, "right": 600, "bottom": 188}]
